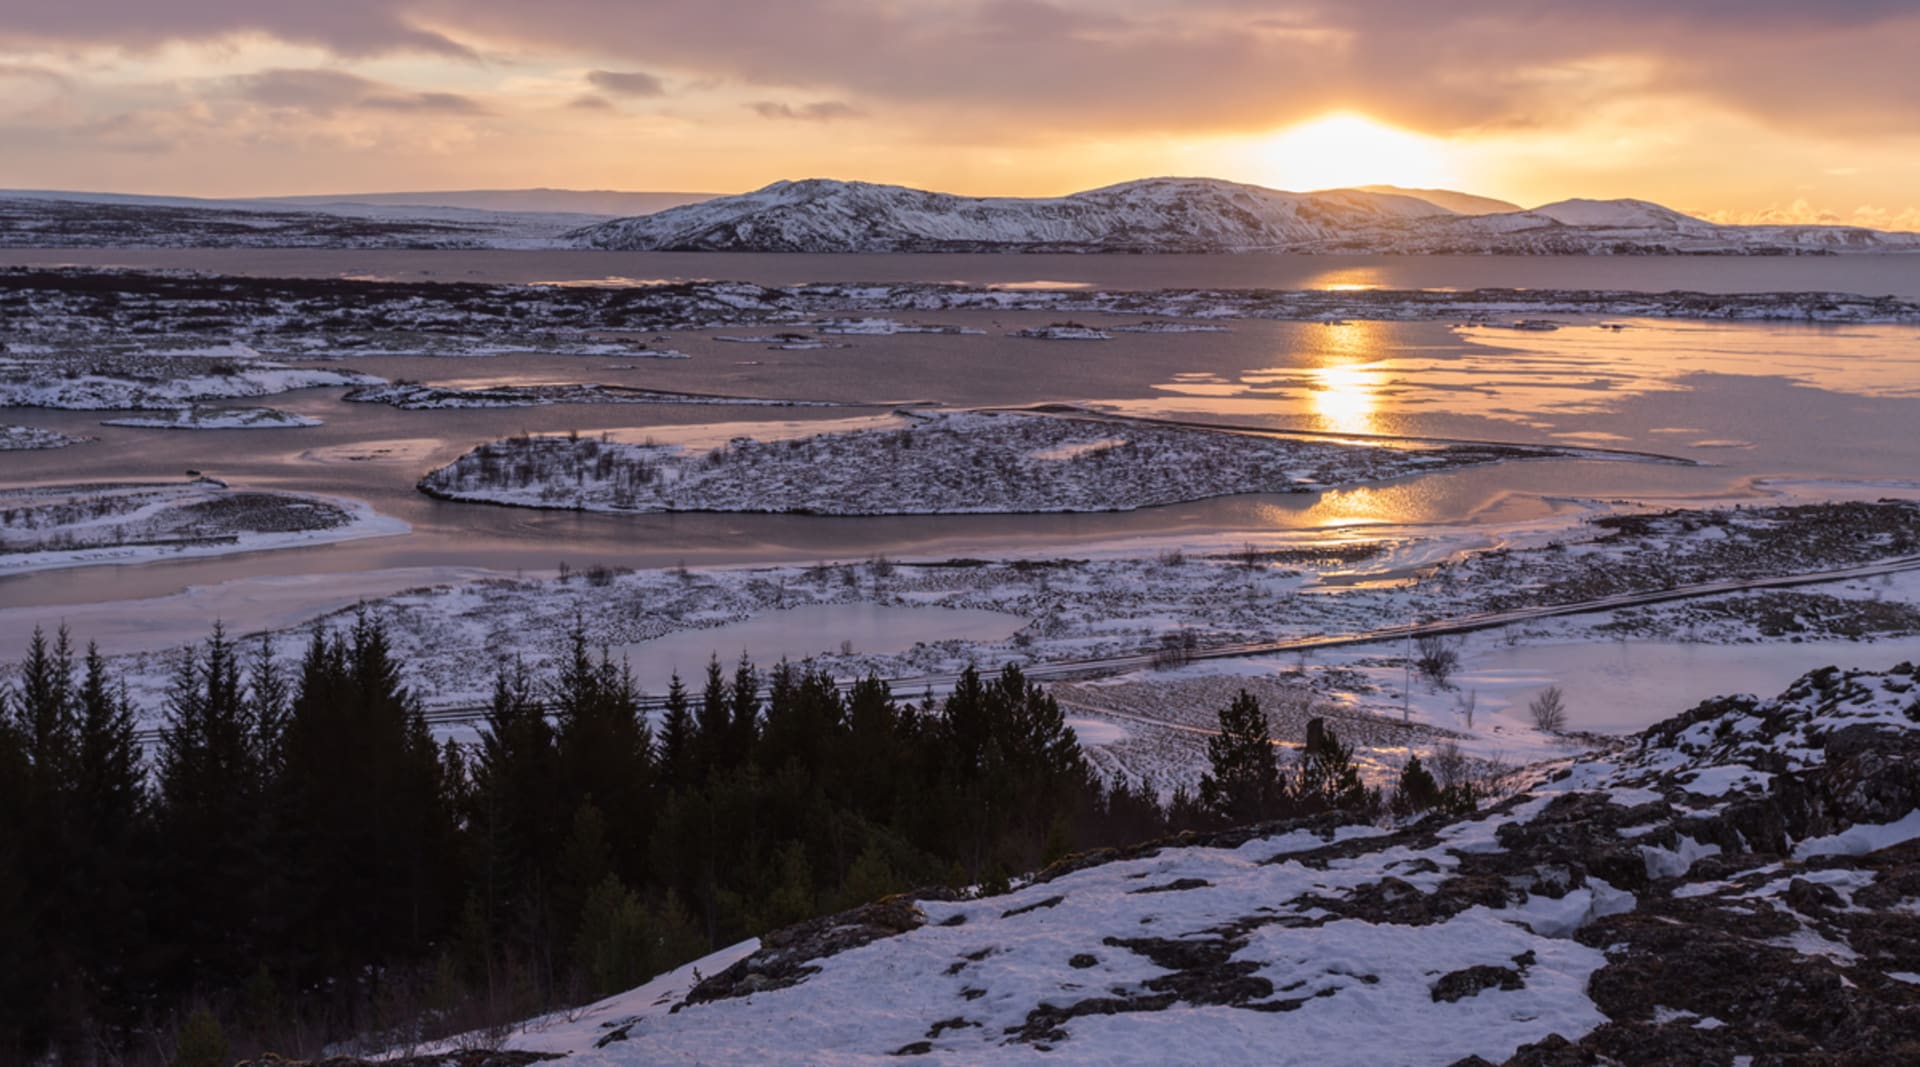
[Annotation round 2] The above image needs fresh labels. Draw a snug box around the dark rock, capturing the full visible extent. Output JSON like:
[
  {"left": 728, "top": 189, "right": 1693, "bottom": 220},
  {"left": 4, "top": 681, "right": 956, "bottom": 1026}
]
[
  {"left": 1001, "top": 894, "right": 1066, "bottom": 918},
  {"left": 1431, "top": 964, "right": 1525, "bottom": 1003}
]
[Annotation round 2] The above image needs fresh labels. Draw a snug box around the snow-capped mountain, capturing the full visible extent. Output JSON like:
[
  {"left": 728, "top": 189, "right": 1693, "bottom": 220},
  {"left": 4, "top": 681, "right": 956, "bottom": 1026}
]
[
  {"left": 571, "top": 177, "right": 1456, "bottom": 253},
  {"left": 572, "top": 178, "right": 1920, "bottom": 255}
]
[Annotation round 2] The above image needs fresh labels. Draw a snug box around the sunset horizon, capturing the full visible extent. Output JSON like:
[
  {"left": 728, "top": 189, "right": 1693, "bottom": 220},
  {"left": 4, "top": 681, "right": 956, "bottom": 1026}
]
[{"left": 6, "top": 4, "right": 1920, "bottom": 230}]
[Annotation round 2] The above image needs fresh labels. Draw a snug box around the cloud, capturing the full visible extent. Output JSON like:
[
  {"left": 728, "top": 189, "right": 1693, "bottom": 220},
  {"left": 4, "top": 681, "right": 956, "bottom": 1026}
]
[
  {"left": 585, "top": 69, "right": 665, "bottom": 97},
  {"left": 1702, "top": 199, "right": 1920, "bottom": 233},
  {"left": 0, "top": 1, "right": 473, "bottom": 57},
  {"left": 569, "top": 93, "right": 613, "bottom": 111},
  {"left": 6, "top": 0, "right": 1920, "bottom": 157},
  {"left": 228, "top": 68, "right": 486, "bottom": 115},
  {"left": 749, "top": 100, "right": 864, "bottom": 122}
]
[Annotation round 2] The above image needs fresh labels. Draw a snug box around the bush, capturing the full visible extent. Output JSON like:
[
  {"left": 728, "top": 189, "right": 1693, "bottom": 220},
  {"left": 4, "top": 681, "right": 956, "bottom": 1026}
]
[
  {"left": 1389, "top": 753, "right": 1441, "bottom": 817},
  {"left": 1414, "top": 634, "right": 1461, "bottom": 687},
  {"left": 1529, "top": 686, "right": 1568, "bottom": 731},
  {"left": 170, "top": 1008, "right": 228, "bottom": 1067}
]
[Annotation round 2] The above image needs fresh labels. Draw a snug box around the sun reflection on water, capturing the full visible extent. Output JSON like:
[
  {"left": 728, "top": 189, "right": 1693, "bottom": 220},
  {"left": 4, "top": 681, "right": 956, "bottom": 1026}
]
[
  {"left": 1308, "top": 321, "right": 1387, "bottom": 435},
  {"left": 1310, "top": 362, "right": 1383, "bottom": 435}
]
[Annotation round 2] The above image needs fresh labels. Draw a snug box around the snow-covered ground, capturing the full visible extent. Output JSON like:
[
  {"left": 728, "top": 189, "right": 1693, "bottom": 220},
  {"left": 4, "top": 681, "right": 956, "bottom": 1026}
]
[
  {"left": 10, "top": 270, "right": 1920, "bottom": 382},
  {"left": 0, "top": 480, "right": 406, "bottom": 575},
  {"left": 0, "top": 424, "right": 87, "bottom": 449},
  {"left": 341, "top": 382, "right": 830, "bottom": 410},
  {"left": 1009, "top": 323, "right": 1112, "bottom": 341},
  {"left": 100, "top": 406, "right": 321, "bottom": 429},
  {"left": 419, "top": 409, "right": 1592, "bottom": 515},
  {"left": 0, "top": 344, "right": 380, "bottom": 410},
  {"left": 407, "top": 661, "right": 1920, "bottom": 1064}
]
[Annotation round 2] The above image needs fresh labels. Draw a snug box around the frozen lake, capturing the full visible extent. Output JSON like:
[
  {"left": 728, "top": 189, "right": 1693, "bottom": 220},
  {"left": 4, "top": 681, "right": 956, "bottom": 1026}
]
[
  {"left": 1467, "top": 636, "right": 1920, "bottom": 734},
  {"left": 9, "top": 248, "right": 1920, "bottom": 298}
]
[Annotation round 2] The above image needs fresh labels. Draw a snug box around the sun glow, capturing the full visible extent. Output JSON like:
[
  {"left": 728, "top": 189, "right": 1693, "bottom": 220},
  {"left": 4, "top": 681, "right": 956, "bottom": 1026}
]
[{"left": 1259, "top": 112, "right": 1453, "bottom": 191}]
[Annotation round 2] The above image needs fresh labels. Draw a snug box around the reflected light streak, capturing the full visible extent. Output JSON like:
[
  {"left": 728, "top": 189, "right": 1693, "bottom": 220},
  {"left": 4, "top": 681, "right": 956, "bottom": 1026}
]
[{"left": 1309, "top": 321, "right": 1388, "bottom": 435}]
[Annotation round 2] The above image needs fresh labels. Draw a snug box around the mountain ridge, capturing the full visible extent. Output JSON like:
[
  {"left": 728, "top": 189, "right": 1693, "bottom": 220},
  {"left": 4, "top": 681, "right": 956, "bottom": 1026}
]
[{"left": 572, "top": 177, "right": 1920, "bottom": 255}]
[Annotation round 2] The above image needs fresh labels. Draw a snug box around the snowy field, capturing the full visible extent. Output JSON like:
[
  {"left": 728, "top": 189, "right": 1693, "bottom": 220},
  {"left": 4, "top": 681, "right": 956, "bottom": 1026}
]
[
  {"left": 99, "top": 406, "right": 320, "bottom": 429},
  {"left": 0, "top": 344, "right": 379, "bottom": 410},
  {"left": 0, "top": 424, "right": 87, "bottom": 449},
  {"left": 342, "top": 382, "right": 832, "bottom": 410},
  {"left": 10, "top": 269, "right": 1920, "bottom": 381},
  {"left": 0, "top": 479, "right": 406, "bottom": 574},
  {"left": 68, "top": 499, "right": 1920, "bottom": 799}
]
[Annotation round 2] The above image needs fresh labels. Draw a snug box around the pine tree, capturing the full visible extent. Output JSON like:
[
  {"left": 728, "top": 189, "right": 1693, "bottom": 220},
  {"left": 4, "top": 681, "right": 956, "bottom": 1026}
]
[
  {"left": 728, "top": 653, "right": 761, "bottom": 765},
  {"left": 155, "top": 623, "right": 264, "bottom": 988},
  {"left": 247, "top": 634, "right": 290, "bottom": 778},
  {"left": 469, "top": 660, "right": 564, "bottom": 977},
  {"left": 1389, "top": 752, "right": 1441, "bottom": 818},
  {"left": 11, "top": 625, "right": 78, "bottom": 790},
  {"left": 656, "top": 673, "right": 695, "bottom": 789},
  {"left": 169, "top": 1007, "right": 228, "bottom": 1067},
  {"left": 1295, "top": 719, "right": 1372, "bottom": 815},
  {"left": 694, "top": 655, "right": 731, "bottom": 776},
  {"left": 1198, "top": 690, "right": 1287, "bottom": 824},
  {"left": 70, "top": 643, "right": 147, "bottom": 1030},
  {"left": 274, "top": 612, "right": 453, "bottom": 991},
  {"left": 552, "top": 628, "right": 654, "bottom": 883}
]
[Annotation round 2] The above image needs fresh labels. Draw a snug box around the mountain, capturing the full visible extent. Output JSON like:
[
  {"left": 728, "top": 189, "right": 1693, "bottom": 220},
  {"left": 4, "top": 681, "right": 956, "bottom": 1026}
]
[
  {"left": 572, "top": 177, "right": 1458, "bottom": 253},
  {"left": 572, "top": 177, "right": 1920, "bottom": 255},
  {"left": 0, "top": 188, "right": 611, "bottom": 248},
  {"left": 357, "top": 663, "right": 1920, "bottom": 1065},
  {"left": 7, "top": 179, "right": 1917, "bottom": 254},
  {"left": 261, "top": 188, "right": 716, "bottom": 216},
  {"left": 1352, "top": 184, "right": 1522, "bottom": 215}
]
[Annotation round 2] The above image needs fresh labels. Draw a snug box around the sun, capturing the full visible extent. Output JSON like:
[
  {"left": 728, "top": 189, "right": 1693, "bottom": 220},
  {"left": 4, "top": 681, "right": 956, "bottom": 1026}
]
[{"left": 1257, "top": 112, "right": 1453, "bottom": 191}]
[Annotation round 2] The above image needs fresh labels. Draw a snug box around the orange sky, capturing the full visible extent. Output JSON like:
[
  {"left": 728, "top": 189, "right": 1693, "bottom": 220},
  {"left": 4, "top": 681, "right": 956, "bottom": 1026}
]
[{"left": 2, "top": 2, "right": 1918, "bottom": 226}]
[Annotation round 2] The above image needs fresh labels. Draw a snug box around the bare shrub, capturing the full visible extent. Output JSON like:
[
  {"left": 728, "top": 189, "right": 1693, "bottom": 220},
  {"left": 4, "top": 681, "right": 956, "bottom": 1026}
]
[
  {"left": 1152, "top": 628, "right": 1200, "bottom": 669},
  {"left": 1430, "top": 741, "right": 1471, "bottom": 789},
  {"left": 1528, "top": 685, "right": 1568, "bottom": 731},
  {"left": 1414, "top": 634, "right": 1462, "bottom": 687}
]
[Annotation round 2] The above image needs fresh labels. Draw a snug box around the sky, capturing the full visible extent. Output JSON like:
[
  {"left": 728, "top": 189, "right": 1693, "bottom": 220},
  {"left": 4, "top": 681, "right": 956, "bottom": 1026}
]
[{"left": 2, "top": 0, "right": 1918, "bottom": 226}]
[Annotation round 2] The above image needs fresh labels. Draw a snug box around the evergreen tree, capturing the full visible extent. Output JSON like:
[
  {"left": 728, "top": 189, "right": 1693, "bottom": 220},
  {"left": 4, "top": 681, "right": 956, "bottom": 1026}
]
[
  {"left": 11, "top": 625, "right": 78, "bottom": 790},
  {"left": 1390, "top": 753, "right": 1442, "bottom": 818},
  {"left": 656, "top": 673, "right": 695, "bottom": 789},
  {"left": 1294, "top": 719, "right": 1373, "bottom": 815},
  {"left": 274, "top": 613, "right": 453, "bottom": 998},
  {"left": 247, "top": 634, "right": 291, "bottom": 778},
  {"left": 551, "top": 628, "right": 653, "bottom": 883},
  {"left": 470, "top": 661, "right": 564, "bottom": 975},
  {"left": 169, "top": 1007, "right": 228, "bottom": 1067},
  {"left": 1198, "top": 690, "right": 1288, "bottom": 824},
  {"left": 0, "top": 711, "right": 39, "bottom": 1053},
  {"left": 155, "top": 622, "right": 264, "bottom": 990},
  {"left": 694, "top": 655, "right": 731, "bottom": 776},
  {"left": 728, "top": 653, "right": 762, "bottom": 766},
  {"left": 70, "top": 643, "right": 147, "bottom": 1032}
]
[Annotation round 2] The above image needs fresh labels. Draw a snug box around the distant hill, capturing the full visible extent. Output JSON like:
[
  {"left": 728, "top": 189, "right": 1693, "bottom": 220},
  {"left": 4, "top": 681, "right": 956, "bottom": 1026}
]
[
  {"left": 263, "top": 188, "right": 717, "bottom": 217},
  {"left": 1351, "top": 184, "right": 1522, "bottom": 216},
  {"left": 5, "top": 179, "right": 1916, "bottom": 254},
  {"left": 573, "top": 177, "right": 1920, "bottom": 255}
]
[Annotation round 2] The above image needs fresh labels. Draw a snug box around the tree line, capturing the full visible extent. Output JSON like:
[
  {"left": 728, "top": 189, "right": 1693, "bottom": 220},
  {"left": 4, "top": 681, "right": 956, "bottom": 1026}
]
[{"left": 0, "top": 615, "right": 1469, "bottom": 1064}]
